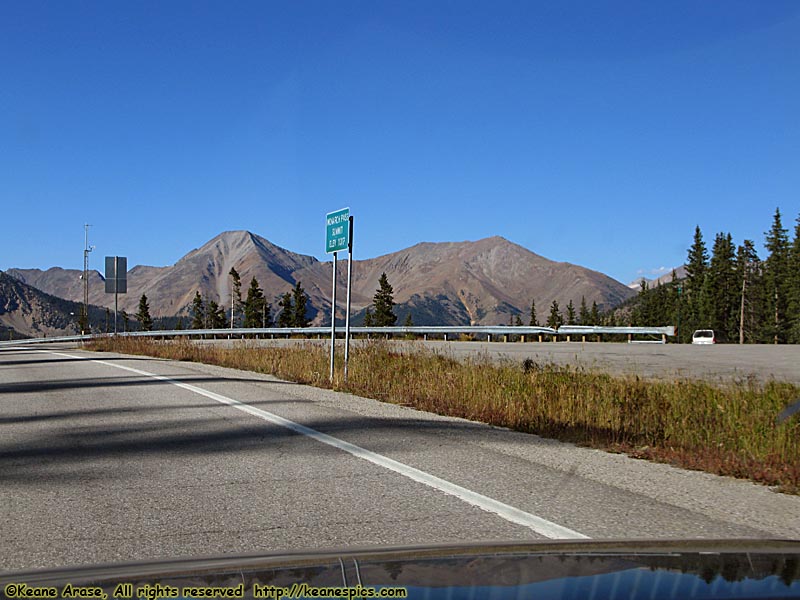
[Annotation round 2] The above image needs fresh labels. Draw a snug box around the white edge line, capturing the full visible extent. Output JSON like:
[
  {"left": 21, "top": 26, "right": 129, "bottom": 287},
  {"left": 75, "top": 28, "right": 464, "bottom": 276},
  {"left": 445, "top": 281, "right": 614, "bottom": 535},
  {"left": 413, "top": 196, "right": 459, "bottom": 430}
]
[{"left": 33, "top": 349, "right": 589, "bottom": 540}]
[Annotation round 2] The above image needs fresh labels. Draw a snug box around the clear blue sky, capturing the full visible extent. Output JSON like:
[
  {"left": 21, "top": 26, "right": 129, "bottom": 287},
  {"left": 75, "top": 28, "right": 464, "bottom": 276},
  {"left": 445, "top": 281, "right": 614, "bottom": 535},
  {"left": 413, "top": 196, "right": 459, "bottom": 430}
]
[{"left": 2, "top": 1, "right": 799, "bottom": 284}]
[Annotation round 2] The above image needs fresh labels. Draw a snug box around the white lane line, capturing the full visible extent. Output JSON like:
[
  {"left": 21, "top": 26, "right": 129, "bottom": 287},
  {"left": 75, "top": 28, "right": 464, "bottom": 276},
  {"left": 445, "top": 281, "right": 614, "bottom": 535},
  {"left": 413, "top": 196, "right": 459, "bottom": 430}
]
[{"left": 35, "top": 349, "right": 589, "bottom": 540}]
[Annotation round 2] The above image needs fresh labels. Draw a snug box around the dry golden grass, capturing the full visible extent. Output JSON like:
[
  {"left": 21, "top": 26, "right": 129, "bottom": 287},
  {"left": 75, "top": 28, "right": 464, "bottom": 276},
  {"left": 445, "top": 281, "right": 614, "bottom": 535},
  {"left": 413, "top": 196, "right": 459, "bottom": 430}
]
[{"left": 88, "top": 337, "right": 800, "bottom": 492}]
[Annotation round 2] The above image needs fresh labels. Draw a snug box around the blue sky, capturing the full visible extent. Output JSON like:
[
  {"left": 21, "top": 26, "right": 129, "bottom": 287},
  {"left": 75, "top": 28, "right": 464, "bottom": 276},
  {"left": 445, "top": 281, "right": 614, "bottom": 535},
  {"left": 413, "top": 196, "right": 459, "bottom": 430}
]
[{"left": 2, "top": 1, "right": 799, "bottom": 284}]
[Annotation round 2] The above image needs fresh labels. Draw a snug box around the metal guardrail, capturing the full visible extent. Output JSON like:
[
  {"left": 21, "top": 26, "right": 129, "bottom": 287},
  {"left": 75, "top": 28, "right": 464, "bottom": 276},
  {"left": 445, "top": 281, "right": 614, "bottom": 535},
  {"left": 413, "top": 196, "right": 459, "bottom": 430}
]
[
  {"left": 557, "top": 325, "right": 675, "bottom": 336},
  {"left": 0, "top": 325, "right": 675, "bottom": 347}
]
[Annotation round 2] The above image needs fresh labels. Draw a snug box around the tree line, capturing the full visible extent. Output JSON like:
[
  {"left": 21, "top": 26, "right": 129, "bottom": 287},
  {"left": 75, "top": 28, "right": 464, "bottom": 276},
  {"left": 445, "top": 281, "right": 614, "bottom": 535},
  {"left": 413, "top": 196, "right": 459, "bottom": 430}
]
[{"left": 617, "top": 207, "right": 800, "bottom": 343}]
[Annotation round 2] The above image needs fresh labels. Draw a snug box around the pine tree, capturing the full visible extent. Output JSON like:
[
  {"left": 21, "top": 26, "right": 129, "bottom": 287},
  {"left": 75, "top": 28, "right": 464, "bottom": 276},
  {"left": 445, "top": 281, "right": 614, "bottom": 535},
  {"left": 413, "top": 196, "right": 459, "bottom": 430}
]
[
  {"left": 566, "top": 299, "right": 576, "bottom": 325},
  {"left": 121, "top": 310, "right": 130, "bottom": 333},
  {"left": 277, "top": 292, "right": 293, "bottom": 327},
  {"left": 136, "top": 294, "right": 153, "bottom": 331},
  {"left": 546, "top": 300, "right": 563, "bottom": 329},
  {"left": 578, "top": 296, "right": 589, "bottom": 325},
  {"left": 243, "top": 278, "right": 266, "bottom": 328},
  {"left": 685, "top": 225, "right": 709, "bottom": 335},
  {"left": 763, "top": 208, "right": 790, "bottom": 343},
  {"left": 229, "top": 267, "right": 242, "bottom": 327},
  {"left": 706, "top": 232, "right": 738, "bottom": 342},
  {"left": 372, "top": 272, "right": 397, "bottom": 326},
  {"left": 735, "top": 240, "right": 762, "bottom": 344},
  {"left": 363, "top": 307, "right": 373, "bottom": 327},
  {"left": 292, "top": 281, "right": 309, "bottom": 327},
  {"left": 175, "top": 317, "right": 184, "bottom": 331},
  {"left": 404, "top": 312, "right": 414, "bottom": 327},
  {"left": 529, "top": 300, "right": 538, "bottom": 326},
  {"left": 514, "top": 314, "right": 523, "bottom": 326},
  {"left": 787, "top": 214, "right": 800, "bottom": 343},
  {"left": 206, "top": 300, "right": 227, "bottom": 329},
  {"left": 191, "top": 291, "right": 205, "bottom": 329}
]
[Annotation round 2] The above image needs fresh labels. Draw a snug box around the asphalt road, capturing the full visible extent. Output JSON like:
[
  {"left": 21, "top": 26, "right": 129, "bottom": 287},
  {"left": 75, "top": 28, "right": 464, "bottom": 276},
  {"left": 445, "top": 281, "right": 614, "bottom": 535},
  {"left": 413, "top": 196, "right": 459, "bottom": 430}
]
[{"left": 2, "top": 344, "right": 798, "bottom": 573}]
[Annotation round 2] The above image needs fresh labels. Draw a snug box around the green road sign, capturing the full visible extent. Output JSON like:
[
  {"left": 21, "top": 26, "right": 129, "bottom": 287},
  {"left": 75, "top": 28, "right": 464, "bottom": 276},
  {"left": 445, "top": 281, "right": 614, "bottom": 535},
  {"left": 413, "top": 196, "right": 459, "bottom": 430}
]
[{"left": 325, "top": 207, "right": 350, "bottom": 253}]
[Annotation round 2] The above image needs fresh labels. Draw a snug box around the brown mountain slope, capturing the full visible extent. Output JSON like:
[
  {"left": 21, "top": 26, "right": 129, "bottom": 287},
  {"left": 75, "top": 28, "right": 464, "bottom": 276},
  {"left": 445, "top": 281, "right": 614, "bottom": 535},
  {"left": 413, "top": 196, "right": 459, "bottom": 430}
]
[
  {"left": 295, "top": 236, "right": 634, "bottom": 324},
  {"left": 0, "top": 271, "right": 107, "bottom": 338},
  {"left": 7, "top": 232, "right": 634, "bottom": 325}
]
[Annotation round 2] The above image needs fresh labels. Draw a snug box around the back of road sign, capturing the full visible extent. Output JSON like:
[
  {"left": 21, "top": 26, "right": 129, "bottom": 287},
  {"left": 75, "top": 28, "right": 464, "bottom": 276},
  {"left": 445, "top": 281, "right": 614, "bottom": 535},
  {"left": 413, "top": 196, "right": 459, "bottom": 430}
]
[{"left": 104, "top": 256, "right": 127, "bottom": 294}]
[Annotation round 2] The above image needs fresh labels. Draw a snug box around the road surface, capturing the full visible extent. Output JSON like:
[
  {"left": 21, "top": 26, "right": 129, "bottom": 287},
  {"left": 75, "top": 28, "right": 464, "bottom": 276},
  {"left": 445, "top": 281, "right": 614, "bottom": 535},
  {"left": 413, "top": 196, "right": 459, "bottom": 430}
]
[{"left": 1, "top": 344, "right": 798, "bottom": 572}]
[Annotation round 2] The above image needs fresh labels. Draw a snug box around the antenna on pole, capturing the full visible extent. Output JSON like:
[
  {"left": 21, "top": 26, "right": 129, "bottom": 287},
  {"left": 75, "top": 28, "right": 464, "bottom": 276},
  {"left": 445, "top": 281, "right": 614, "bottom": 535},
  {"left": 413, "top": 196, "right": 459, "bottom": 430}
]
[{"left": 82, "top": 224, "right": 94, "bottom": 336}]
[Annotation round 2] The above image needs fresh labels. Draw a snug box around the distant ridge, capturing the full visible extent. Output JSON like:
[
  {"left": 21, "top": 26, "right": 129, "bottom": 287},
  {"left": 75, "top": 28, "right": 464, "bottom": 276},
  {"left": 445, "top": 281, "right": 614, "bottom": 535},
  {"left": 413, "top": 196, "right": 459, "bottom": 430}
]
[{"left": 7, "top": 231, "right": 635, "bottom": 325}]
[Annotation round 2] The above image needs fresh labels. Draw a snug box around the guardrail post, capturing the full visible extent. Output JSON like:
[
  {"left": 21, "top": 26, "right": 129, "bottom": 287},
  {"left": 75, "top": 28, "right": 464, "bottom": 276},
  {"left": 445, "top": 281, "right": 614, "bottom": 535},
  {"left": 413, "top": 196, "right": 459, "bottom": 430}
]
[
  {"left": 628, "top": 333, "right": 632, "bottom": 343},
  {"left": 443, "top": 333, "right": 447, "bottom": 341},
  {"left": 487, "top": 334, "right": 491, "bottom": 342},
  {"left": 566, "top": 335, "right": 571, "bottom": 342},
  {"left": 521, "top": 334, "right": 525, "bottom": 343},
  {"left": 503, "top": 334, "right": 507, "bottom": 343},
  {"left": 582, "top": 335, "right": 586, "bottom": 343}
]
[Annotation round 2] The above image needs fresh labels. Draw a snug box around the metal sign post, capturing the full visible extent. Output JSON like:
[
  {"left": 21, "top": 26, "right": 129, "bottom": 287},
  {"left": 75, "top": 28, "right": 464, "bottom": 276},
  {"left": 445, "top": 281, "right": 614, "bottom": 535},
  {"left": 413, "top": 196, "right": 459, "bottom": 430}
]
[
  {"left": 330, "top": 252, "right": 337, "bottom": 381},
  {"left": 343, "top": 216, "right": 354, "bottom": 381},
  {"left": 326, "top": 208, "right": 350, "bottom": 382}
]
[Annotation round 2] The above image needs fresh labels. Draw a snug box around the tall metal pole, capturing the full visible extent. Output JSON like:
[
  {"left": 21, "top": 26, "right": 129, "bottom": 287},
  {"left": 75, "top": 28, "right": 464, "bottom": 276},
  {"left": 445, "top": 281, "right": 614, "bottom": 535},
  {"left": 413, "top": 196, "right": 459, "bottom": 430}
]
[
  {"left": 343, "top": 216, "right": 354, "bottom": 381},
  {"left": 82, "top": 224, "right": 93, "bottom": 335},
  {"left": 114, "top": 256, "right": 118, "bottom": 335},
  {"left": 330, "top": 252, "right": 338, "bottom": 382}
]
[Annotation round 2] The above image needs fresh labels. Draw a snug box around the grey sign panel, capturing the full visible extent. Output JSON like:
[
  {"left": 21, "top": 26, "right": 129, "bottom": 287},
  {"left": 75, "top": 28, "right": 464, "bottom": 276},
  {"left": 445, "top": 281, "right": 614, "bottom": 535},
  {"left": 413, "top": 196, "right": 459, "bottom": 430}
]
[{"left": 104, "top": 256, "right": 128, "bottom": 294}]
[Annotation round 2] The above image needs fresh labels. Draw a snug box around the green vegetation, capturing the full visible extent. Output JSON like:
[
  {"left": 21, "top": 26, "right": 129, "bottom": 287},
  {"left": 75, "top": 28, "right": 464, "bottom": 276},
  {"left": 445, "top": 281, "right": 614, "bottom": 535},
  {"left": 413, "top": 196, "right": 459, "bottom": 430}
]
[
  {"left": 135, "top": 293, "right": 153, "bottom": 331},
  {"left": 229, "top": 267, "right": 242, "bottom": 327},
  {"left": 243, "top": 277, "right": 270, "bottom": 328},
  {"left": 618, "top": 207, "right": 800, "bottom": 343},
  {"left": 372, "top": 272, "right": 397, "bottom": 326},
  {"left": 88, "top": 337, "right": 800, "bottom": 492}
]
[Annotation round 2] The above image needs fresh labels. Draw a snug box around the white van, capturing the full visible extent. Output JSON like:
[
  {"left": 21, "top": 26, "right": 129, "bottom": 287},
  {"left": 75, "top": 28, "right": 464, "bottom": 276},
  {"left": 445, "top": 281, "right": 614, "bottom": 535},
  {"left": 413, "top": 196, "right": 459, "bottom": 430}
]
[{"left": 692, "top": 330, "right": 716, "bottom": 344}]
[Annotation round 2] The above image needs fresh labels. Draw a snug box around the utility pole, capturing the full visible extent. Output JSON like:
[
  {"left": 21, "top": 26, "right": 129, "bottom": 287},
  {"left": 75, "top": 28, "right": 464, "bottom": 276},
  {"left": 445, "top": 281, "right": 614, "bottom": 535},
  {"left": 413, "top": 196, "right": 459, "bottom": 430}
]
[{"left": 81, "top": 224, "right": 94, "bottom": 335}]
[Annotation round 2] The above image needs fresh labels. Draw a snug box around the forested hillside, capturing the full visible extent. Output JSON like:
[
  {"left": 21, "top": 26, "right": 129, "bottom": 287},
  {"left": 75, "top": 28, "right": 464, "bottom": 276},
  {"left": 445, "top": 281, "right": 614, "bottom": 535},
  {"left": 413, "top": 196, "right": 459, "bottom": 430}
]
[{"left": 610, "top": 208, "right": 800, "bottom": 343}]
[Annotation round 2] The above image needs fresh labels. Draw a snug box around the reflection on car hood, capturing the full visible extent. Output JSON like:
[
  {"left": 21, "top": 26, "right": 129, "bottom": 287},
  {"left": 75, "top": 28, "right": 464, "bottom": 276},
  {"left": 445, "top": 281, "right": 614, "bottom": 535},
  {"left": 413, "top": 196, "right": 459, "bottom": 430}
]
[{"left": 2, "top": 539, "right": 799, "bottom": 599}]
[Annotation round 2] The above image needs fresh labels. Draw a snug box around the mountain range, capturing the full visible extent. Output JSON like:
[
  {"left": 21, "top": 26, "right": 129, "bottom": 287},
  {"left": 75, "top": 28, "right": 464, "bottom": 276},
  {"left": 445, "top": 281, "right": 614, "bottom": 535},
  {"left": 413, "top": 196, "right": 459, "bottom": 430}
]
[
  {"left": 6, "top": 231, "right": 635, "bottom": 329},
  {"left": 0, "top": 271, "right": 109, "bottom": 339}
]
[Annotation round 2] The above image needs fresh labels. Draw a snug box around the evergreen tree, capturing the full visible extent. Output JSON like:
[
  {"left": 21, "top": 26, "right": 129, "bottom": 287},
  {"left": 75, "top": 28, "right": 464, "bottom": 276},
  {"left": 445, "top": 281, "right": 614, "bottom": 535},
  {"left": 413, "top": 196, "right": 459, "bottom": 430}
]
[
  {"left": 546, "top": 300, "right": 563, "bottom": 329},
  {"left": 566, "top": 299, "right": 576, "bottom": 325},
  {"left": 735, "top": 240, "right": 762, "bottom": 344},
  {"left": 404, "top": 312, "right": 414, "bottom": 327},
  {"left": 363, "top": 307, "right": 373, "bottom": 327},
  {"left": 105, "top": 308, "right": 110, "bottom": 333},
  {"left": 292, "top": 281, "right": 309, "bottom": 327},
  {"left": 514, "top": 314, "right": 523, "bottom": 326},
  {"left": 590, "top": 301, "right": 599, "bottom": 326},
  {"left": 243, "top": 278, "right": 266, "bottom": 328},
  {"left": 277, "top": 292, "right": 293, "bottom": 327},
  {"left": 529, "top": 299, "right": 539, "bottom": 326},
  {"left": 191, "top": 291, "right": 205, "bottom": 329},
  {"left": 136, "top": 294, "right": 153, "bottom": 331},
  {"left": 175, "top": 317, "right": 184, "bottom": 331},
  {"left": 763, "top": 208, "right": 790, "bottom": 343},
  {"left": 206, "top": 300, "right": 228, "bottom": 329},
  {"left": 578, "top": 296, "right": 589, "bottom": 325},
  {"left": 685, "top": 225, "right": 709, "bottom": 334},
  {"left": 121, "top": 310, "right": 130, "bottom": 333},
  {"left": 706, "top": 232, "right": 738, "bottom": 342},
  {"left": 229, "top": 267, "right": 242, "bottom": 327},
  {"left": 789, "top": 214, "right": 800, "bottom": 343},
  {"left": 372, "top": 272, "right": 397, "bottom": 326}
]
